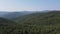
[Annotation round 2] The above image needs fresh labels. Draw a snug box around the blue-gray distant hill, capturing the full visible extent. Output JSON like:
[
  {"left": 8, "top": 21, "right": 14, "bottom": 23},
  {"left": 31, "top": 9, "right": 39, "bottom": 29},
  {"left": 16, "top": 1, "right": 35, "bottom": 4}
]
[{"left": 0, "top": 11, "right": 35, "bottom": 19}]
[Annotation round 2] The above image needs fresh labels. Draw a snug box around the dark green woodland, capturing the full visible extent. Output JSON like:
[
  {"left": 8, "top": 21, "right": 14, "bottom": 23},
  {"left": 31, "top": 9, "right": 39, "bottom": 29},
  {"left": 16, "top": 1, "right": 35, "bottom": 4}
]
[{"left": 0, "top": 11, "right": 60, "bottom": 34}]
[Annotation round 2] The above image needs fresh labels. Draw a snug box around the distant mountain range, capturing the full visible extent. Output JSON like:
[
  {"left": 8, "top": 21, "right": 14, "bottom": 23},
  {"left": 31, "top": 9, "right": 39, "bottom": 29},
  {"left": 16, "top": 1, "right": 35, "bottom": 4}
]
[
  {"left": 0, "top": 11, "right": 36, "bottom": 19},
  {"left": 0, "top": 11, "right": 54, "bottom": 19}
]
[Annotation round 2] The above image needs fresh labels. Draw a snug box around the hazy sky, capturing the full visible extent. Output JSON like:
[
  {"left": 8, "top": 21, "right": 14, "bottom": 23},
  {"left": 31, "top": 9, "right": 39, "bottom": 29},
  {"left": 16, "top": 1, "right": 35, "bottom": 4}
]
[{"left": 0, "top": 0, "right": 60, "bottom": 11}]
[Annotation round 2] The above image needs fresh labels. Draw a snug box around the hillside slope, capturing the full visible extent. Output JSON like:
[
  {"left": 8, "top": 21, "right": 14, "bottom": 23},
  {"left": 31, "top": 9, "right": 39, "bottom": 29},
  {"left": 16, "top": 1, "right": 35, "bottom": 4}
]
[
  {"left": 0, "top": 11, "right": 60, "bottom": 34},
  {"left": 0, "top": 17, "right": 18, "bottom": 34},
  {"left": 14, "top": 11, "right": 60, "bottom": 34}
]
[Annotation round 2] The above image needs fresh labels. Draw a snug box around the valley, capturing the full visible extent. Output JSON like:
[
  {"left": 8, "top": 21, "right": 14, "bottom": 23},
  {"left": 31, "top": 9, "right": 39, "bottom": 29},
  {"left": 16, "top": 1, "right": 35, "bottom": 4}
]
[{"left": 0, "top": 11, "right": 60, "bottom": 34}]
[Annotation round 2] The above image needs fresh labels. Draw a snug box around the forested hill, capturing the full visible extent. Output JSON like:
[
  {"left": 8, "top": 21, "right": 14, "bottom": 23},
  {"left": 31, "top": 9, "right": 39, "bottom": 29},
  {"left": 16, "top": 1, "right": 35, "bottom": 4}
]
[
  {"left": 0, "top": 17, "right": 18, "bottom": 34},
  {"left": 14, "top": 11, "right": 60, "bottom": 34},
  {"left": 0, "top": 11, "right": 60, "bottom": 34},
  {"left": 15, "top": 11, "right": 60, "bottom": 24}
]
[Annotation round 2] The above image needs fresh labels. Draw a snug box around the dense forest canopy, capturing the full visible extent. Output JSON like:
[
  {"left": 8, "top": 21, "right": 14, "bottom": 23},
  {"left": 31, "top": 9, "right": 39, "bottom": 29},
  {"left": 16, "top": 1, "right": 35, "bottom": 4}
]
[{"left": 0, "top": 11, "right": 60, "bottom": 34}]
